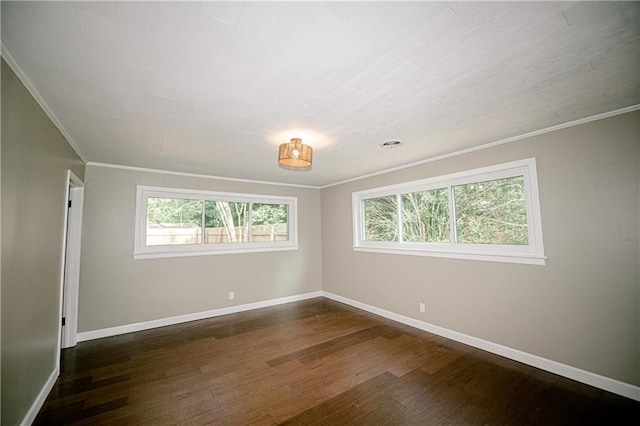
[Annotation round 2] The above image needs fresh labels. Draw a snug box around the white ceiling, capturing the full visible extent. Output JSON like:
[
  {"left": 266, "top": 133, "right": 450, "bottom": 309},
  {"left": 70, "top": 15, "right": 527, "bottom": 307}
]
[{"left": 2, "top": 1, "right": 639, "bottom": 187}]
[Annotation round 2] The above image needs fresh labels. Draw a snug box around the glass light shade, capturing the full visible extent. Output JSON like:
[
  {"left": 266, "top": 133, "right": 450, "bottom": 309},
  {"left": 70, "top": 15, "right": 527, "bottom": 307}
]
[{"left": 278, "top": 138, "right": 313, "bottom": 170}]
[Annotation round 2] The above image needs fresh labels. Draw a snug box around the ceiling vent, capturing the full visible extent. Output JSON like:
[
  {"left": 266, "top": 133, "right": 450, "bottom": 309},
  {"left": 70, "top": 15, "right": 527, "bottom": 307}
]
[{"left": 380, "top": 140, "right": 402, "bottom": 149}]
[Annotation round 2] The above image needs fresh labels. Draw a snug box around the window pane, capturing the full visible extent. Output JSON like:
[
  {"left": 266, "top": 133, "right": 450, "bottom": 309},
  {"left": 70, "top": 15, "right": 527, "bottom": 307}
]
[
  {"left": 251, "top": 203, "right": 289, "bottom": 242},
  {"left": 146, "top": 198, "right": 202, "bottom": 245},
  {"left": 204, "top": 201, "right": 249, "bottom": 244},
  {"left": 363, "top": 196, "right": 398, "bottom": 241},
  {"left": 453, "top": 176, "right": 528, "bottom": 245},
  {"left": 401, "top": 188, "right": 450, "bottom": 243}
]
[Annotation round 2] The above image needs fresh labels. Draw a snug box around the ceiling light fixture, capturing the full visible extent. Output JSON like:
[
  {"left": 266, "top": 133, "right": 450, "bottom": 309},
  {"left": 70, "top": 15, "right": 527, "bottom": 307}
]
[{"left": 278, "top": 138, "right": 313, "bottom": 171}]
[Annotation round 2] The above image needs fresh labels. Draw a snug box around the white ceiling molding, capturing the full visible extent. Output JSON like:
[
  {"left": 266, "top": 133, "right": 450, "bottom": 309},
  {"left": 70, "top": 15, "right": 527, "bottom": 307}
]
[
  {"left": 86, "top": 162, "right": 319, "bottom": 189},
  {"left": 88, "top": 102, "right": 640, "bottom": 191},
  {"left": 320, "top": 104, "right": 640, "bottom": 189},
  {"left": 1, "top": 44, "right": 88, "bottom": 163},
  {"left": 2, "top": 1, "right": 638, "bottom": 186}
]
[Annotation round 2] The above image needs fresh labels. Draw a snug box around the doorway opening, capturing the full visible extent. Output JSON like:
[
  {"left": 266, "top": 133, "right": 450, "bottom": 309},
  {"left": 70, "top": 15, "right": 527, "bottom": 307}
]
[{"left": 58, "top": 170, "right": 84, "bottom": 360}]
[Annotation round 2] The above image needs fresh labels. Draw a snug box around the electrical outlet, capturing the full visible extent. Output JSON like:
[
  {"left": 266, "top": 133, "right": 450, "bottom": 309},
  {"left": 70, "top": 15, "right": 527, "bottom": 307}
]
[
  {"left": 419, "top": 303, "right": 425, "bottom": 313},
  {"left": 229, "top": 291, "right": 235, "bottom": 300}
]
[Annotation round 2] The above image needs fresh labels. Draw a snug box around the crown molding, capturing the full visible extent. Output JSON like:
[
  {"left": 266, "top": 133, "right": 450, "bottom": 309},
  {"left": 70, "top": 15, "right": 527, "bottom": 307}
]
[
  {"left": 3, "top": 41, "right": 637, "bottom": 190},
  {"left": 321, "top": 104, "right": 640, "bottom": 189},
  {"left": 86, "top": 162, "right": 321, "bottom": 189},
  {"left": 1, "top": 44, "right": 88, "bottom": 163}
]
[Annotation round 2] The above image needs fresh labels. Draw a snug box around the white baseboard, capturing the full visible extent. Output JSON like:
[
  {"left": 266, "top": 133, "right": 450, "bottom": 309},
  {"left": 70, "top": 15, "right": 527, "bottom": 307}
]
[
  {"left": 20, "top": 366, "right": 59, "bottom": 426},
  {"left": 322, "top": 291, "right": 640, "bottom": 402},
  {"left": 75, "top": 289, "right": 639, "bottom": 402},
  {"left": 77, "top": 291, "right": 323, "bottom": 342}
]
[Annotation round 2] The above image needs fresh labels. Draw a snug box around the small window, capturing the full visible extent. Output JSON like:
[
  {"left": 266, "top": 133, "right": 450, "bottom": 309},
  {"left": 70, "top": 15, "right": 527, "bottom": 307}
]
[
  {"left": 352, "top": 158, "right": 546, "bottom": 265},
  {"left": 135, "top": 187, "right": 298, "bottom": 259}
]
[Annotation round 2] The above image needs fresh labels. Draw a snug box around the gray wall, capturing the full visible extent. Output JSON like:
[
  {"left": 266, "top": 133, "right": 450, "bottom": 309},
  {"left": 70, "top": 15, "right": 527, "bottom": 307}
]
[
  {"left": 78, "top": 166, "right": 322, "bottom": 332},
  {"left": 321, "top": 111, "right": 640, "bottom": 386},
  {"left": 1, "top": 58, "right": 85, "bottom": 426}
]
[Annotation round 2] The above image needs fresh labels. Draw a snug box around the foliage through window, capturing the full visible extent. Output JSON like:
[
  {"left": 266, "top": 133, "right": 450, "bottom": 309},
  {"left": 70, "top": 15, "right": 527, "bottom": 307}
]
[
  {"left": 402, "top": 188, "right": 450, "bottom": 243},
  {"left": 205, "top": 201, "right": 249, "bottom": 244},
  {"left": 136, "top": 187, "right": 297, "bottom": 258},
  {"left": 147, "top": 198, "right": 203, "bottom": 246},
  {"left": 364, "top": 196, "right": 397, "bottom": 241},
  {"left": 353, "top": 158, "right": 545, "bottom": 265},
  {"left": 251, "top": 203, "right": 289, "bottom": 242},
  {"left": 453, "top": 177, "right": 528, "bottom": 245}
]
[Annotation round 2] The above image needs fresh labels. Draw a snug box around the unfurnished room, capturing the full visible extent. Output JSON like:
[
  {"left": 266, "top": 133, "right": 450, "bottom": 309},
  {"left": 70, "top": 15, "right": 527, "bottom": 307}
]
[{"left": 1, "top": 1, "right": 639, "bottom": 425}]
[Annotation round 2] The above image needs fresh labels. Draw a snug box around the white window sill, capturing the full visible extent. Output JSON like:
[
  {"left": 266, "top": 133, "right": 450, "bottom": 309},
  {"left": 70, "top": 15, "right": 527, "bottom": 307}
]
[
  {"left": 134, "top": 245, "right": 299, "bottom": 260},
  {"left": 353, "top": 246, "right": 546, "bottom": 266}
]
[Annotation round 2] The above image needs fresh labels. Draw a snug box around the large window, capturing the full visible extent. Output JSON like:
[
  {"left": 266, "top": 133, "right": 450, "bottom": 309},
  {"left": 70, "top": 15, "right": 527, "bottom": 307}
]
[
  {"left": 352, "top": 158, "right": 546, "bottom": 265},
  {"left": 135, "top": 186, "right": 297, "bottom": 259}
]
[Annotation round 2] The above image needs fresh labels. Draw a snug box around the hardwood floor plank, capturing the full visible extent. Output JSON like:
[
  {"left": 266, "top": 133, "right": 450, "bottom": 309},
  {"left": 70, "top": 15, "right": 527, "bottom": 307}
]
[{"left": 33, "top": 298, "right": 640, "bottom": 425}]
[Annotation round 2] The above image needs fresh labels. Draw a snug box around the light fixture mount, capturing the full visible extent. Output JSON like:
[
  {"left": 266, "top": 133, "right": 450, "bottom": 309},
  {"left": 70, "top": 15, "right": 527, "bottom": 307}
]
[{"left": 278, "top": 138, "right": 313, "bottom": 171}]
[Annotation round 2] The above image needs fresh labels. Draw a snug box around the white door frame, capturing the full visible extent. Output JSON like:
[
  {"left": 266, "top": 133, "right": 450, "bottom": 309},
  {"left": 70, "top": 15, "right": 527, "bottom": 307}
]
[{"left": 57, "top": 170, "right": 84, "bottom": 358}]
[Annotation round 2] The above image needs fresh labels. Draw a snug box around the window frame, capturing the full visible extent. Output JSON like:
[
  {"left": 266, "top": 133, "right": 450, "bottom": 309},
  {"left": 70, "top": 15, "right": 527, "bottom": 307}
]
[
  {"left": 135, "top": 186, "right": 298, "bottom": 259},
  {"left": 352, "top": 158, "right": 546, "bottom": 265}
]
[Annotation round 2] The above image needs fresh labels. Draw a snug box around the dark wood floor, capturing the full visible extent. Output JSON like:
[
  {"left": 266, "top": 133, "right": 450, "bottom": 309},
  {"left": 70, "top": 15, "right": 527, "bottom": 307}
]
[{"left": 35, "top": 298, "right": 638, "bottom": 425}]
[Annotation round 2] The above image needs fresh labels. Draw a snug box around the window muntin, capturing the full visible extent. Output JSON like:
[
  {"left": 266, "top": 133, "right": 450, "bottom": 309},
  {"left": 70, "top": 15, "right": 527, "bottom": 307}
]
[
  {"left": 135, "top": 187, "right": 297, "bottom": 259},
  {"left": 353, "top": 158, "right": 545, "bottom": 265}
]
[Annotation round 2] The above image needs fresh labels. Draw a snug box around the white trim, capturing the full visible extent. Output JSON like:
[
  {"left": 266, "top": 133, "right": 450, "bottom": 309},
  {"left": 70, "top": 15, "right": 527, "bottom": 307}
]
[
  {"left": 75, "top": 289, "right": 640, "bottom": 401},
  {"left": 322, "top": 291, "right": 640, "bottom": 402},
  {"left": 137, "top": 185, "right": 301, "bottom": 202},
  {"left": 87, "top": 162, "right": 319, "bottom": 189},
  {"left": 134, "top": 245, "right": 299, "bottom": 260},
  {"left": 88, "top": 104, "right": 640, "bottom": 191},
  {"left": 353, "top": 158, "right": 535, "bottom": 197},
  {"left": 56, "top": 171, "right": 71, "bottom": 368},
  {"left": 77, "top": 291, "right": 323, "bottom": 342},
  {"left": 19, "top": 367, "right": 59, "bottom": 426},
  {"left": 322, "top": 104, "right": 640, "bottom": 189},
  {"left": 61, "top": 173, "right": 84, "bottom": 349},
  {"left": 352, "top": 158, "right": 546, "bottom": 265},
  {"left": 1, "top": 45, "right": 88, "bottom": 163},
  {"left": 352, "top": 247, "right": 546, "bottom": 265},
  {"left": 3, "top": 39, "right": 637, "bottom": 190},
  {"left": 134, "top": 186, "right": 298, "bottom": 258}
]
